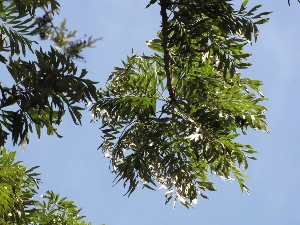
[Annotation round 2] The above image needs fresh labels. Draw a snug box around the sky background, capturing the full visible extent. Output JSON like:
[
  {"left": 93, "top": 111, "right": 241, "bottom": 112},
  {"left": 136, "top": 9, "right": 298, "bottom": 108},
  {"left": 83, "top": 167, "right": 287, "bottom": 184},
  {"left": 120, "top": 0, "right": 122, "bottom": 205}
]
[{"left": 6, "top": 0, "right": 300, "bottom": 224}]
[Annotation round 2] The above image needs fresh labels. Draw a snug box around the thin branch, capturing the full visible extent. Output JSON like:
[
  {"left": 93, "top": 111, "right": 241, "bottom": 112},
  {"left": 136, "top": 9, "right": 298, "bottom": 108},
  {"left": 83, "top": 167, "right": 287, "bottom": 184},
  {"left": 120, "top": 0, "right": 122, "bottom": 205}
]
[
  {"left": 0, "top": 84, "right": 7, "bottom": 101},
  {"left": 42, "top": 6, "right": 59, "bottom": 37},
  {"left": 160, "top": 0, "right": 176, "bottom": 104}
]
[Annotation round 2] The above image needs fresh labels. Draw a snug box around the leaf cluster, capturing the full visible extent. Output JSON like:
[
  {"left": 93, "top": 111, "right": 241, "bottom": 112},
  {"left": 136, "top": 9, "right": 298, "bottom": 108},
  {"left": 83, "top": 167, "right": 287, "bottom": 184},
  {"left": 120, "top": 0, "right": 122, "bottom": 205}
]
[
  {"left": 94, "top": 0, "right": 270, "bottom": 207},
  {"left": 0, "top": 148, "right": 38, "bottom": 224},
  {"left": 0, "top": 148, "right": 92, "bottom": 224},
  {"left": 0, "top": 0, "right": 101, "bottom": 223},
  {"left": 0, "top": 0, "right": 99, "bottom": 147},
  {"left": 35, "top": 9, "right": 102, "bottom": 60}
]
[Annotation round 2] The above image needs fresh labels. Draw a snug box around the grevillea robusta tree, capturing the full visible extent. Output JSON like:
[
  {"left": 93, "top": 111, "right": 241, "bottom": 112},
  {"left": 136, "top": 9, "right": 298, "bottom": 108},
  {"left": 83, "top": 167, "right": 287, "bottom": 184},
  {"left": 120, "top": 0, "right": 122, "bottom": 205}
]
[
  {"left": 1, "top": 0, "right": 297, "bottom": 223},
  {"left": 94, "top": 0, "right": 271, "bottom": 207},
  {"left": 0, "top": 0, "right": 99, "bottom": 223}
]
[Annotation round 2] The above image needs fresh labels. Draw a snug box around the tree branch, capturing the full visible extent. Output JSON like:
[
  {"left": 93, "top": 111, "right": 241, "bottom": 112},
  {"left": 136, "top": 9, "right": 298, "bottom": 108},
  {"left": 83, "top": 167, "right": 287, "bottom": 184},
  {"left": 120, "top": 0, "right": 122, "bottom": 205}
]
[
  {"left": 42, "top": 6, "right": 60, "bottom": 37},
  {"left": 160, "top": 0, "right": 176, "bottom": 104},
  {"left": 0, "top": 83, "right": 9, "bottom": 101}
]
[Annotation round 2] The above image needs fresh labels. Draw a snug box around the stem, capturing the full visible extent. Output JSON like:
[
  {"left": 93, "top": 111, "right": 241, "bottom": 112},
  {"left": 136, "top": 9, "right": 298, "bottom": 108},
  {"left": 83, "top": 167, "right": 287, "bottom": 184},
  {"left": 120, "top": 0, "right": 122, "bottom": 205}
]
[
  {"left": 42, "top": 6, "right": 60, "bottom": 37},
  {"left": 0, "top": 83, "right": 9, "bottom": 100},
  {"left": 160, "top": 0, "right": 176, "bottom": 104}
]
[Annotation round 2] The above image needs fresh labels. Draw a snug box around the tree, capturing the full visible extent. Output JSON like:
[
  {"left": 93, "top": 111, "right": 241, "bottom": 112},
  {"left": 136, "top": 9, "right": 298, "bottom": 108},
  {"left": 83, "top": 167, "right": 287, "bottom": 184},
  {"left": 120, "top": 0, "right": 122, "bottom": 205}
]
[
  {"left": 1, "top": 0, "right": 288, "bottom": 222},
  {"left": 0, "top": 0, "right": 100, "bottom": 148},
  {"left": 94, "top": 0, "right": 270, "bottom": 207},
  {"left": 0, "top": 0, "right": 100, "bottom": 223},
  {"left": 0, "top": 149, "right": 93, "bottom": 224}
]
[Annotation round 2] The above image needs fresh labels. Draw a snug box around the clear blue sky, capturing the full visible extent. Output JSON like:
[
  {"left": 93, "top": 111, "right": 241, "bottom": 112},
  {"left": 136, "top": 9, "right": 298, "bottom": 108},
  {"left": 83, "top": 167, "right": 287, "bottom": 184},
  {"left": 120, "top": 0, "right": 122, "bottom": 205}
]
[{"left": 10, "top": 0, "right": 300, "bottom": 224}]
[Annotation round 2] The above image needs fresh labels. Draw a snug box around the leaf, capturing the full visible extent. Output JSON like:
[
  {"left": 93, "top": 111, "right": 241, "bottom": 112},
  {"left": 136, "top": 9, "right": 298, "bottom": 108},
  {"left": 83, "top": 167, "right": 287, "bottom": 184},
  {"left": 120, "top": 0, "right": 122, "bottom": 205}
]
[
  {"left": 146, "top": 0, "right": 158, "bottom": 8},
  {"left": 239, "top": 0, "right": 249, "bottom": 13},
  {"left": 246, "top": 5, "right": 262, "bottom": 16}
]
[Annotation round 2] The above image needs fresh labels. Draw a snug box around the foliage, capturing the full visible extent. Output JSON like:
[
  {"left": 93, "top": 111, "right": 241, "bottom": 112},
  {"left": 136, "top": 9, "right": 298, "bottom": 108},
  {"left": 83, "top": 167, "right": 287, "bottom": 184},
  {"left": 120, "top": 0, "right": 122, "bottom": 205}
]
[
  {"left": 0, "top": 0, "right": 99, "bottom": 148},
  {"left": 94, "top": 0, "right": 270, "bottom": 207},
  {"left": 1, "top": 0, "right": 295, "bottom": 222},
  {"left": 0, "top": 148, "right": 37, "bottom": 224},
  {"left": 0, "top": 0, "right": 99, "bottom": 223},
  {"left": 0, "top": 148, "right": 92, "bottom": 224}
]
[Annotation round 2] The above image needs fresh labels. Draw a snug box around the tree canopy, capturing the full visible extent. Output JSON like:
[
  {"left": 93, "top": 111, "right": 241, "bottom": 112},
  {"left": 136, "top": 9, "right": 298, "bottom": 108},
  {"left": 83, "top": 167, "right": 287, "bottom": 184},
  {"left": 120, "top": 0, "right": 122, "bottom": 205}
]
[
  {"left": 2, "top": 0, "right": 294, "bottom": 223},
  {"left": 0, "top": 148, "right": 94, "bottom": 224},
  {"left": 0, "top": 0, "right": 99, "bottom": 148},
  {"left": 94, "top": 0, "right": 270, "bottom": 207},
  {"left": 0, "top": 0, "right": 99, "bottom": 223}
]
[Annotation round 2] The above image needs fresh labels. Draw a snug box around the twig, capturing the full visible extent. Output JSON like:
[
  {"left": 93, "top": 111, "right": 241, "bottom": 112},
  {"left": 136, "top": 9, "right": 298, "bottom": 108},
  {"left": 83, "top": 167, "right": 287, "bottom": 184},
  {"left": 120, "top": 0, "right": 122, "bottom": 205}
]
[
  {"left": 42, "top": 6, "right": 59, "bottom": 37},
  {"left": 0, "top": 83, "right": 9, "bottom": 100},
  {"left": 160, "top": 0, "right": 176, "bottom": 104}
]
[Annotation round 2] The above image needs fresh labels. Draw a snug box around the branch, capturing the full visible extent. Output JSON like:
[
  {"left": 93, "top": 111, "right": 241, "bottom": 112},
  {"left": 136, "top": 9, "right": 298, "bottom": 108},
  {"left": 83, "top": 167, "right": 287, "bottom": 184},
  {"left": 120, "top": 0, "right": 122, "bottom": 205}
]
[
  {"left": 160, "top": 0, "right": 176, "bottom": 104},
  {"left": 42, "top": 6, "right": 59, "bottom": 37},
  {"left": 0, "top": 83, "right": 10, "bottom": 101}
]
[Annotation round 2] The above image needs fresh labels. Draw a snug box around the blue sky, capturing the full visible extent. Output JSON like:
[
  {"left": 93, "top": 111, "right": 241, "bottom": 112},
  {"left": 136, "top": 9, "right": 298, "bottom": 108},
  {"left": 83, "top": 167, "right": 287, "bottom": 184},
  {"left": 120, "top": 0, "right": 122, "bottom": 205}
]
[{"left": 8, "top": 0, "right": 300, "bottom": 224}]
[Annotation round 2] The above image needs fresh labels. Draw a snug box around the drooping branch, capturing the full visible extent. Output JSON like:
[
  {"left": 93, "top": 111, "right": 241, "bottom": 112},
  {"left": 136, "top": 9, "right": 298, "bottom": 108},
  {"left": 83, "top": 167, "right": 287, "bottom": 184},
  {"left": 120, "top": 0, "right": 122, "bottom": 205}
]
[{"left": 160, "top": 0, "right": 176, "bottom": 104}]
